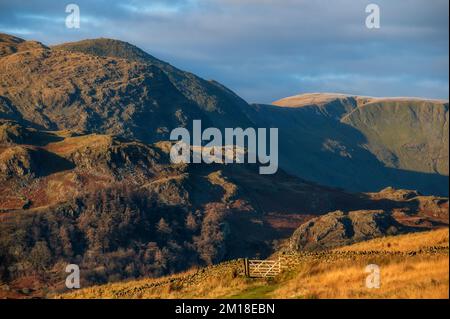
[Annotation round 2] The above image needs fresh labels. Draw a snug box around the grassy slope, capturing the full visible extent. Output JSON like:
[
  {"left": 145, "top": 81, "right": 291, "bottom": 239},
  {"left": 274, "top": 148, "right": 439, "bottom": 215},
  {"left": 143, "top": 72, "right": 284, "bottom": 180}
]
[
  {"left": 58, "top": 228, "right": 449, "bottom": 299},
  {"left": 342, "top": 100, "right": 449, "bottom": 176},
  {"left": 249, "top": 96, "right": 449, "bottom": 196}
]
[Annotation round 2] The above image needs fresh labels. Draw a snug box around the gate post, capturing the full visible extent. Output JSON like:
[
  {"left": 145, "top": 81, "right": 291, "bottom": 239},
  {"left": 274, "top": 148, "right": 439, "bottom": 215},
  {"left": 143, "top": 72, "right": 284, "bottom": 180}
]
[{"left": 244, "top": 258, "right": 250, "bottom": 277}]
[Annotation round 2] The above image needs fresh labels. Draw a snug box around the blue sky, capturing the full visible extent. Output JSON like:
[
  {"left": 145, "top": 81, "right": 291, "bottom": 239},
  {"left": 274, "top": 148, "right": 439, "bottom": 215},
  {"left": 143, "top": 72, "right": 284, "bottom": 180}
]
[{"left": 0, "top": 0, "right": 448, "bottom": 103}]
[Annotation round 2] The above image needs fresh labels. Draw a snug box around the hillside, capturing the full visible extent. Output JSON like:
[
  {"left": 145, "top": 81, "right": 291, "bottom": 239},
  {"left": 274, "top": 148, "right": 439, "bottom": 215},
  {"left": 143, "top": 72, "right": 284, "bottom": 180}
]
[
  {"left": 0, "top": 119, "right": 447, "bottom": 298},
  {"left": 247, "top": 94, "right": 449, "bottom": 195},
  {"left": 51, "top": 38, "right": 253, "bottom": 130},
  {"left": 0, "top": 33, "right": 448, "bottom": 195},
  {"left": 57, "top": 228, "right": 449, "bottom": 299},
  {"left": 0, "top": 34, "right": 252, "bottom": 143},
  {"left": 0, "top": 33, "right": 48, "bottom": 58}
]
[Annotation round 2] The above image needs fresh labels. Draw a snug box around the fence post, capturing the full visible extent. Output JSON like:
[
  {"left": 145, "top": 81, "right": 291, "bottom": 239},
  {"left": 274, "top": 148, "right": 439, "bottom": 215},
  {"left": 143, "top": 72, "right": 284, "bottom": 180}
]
[{"left": 244, "top": 258, "right": 249, "bottom": 277}]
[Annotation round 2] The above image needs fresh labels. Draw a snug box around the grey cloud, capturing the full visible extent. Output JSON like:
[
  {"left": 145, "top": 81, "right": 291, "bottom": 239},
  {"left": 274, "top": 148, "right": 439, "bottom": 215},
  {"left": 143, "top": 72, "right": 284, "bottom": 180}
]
[{"left": 0, "top": 0, "right": 448, "bottom": 103}]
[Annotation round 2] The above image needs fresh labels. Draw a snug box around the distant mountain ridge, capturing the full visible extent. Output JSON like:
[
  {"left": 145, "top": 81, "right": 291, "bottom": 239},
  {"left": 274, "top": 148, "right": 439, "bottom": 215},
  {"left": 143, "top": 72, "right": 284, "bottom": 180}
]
[
  {"left": 0, "top": 33, "right": 448, "bottom": 195},
  {"left": 273, "top": 92, "right": 447, "bottom": 108},
  {"left": 246, "top": 94, "right": 448, "bottom": 195}
]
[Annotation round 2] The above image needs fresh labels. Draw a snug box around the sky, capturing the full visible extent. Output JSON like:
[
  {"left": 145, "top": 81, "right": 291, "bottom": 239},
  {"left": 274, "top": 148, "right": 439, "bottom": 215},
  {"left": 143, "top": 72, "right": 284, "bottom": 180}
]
[{"left": 0, "top": 0, "right": 448, "bottom": 103}]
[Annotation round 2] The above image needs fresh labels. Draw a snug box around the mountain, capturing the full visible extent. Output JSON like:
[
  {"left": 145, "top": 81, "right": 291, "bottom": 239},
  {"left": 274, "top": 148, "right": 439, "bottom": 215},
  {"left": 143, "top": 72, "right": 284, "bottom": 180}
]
[
  {"left": 1, "top": 33, "right": 448, "bottom": 195},
  {"left": 246, "top": 93, "right": 449, "bottom": 195},
  {"left": 0, "top": 34, "right": 252, "bottom": 143},
  {"left": 52, "top": 38, "right": 253, "bottom": 130}
]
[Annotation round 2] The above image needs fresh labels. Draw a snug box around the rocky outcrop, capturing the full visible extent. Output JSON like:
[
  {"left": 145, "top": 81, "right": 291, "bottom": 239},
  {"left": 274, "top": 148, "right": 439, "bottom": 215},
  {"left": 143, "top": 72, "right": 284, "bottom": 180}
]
[
  {"left": 0, "top": 33, "right": 48, "bottom": 58},
  {"left": 289, "top": 210, "right": 404, "bottom": 251},
  {"left": 368, "top": 187, "right": 421, "bottom": 201},
  {"left": 0, "top": 146, "right": 36, "bottom": 178},
  {"left": 0, "top": 121, "right": 29, "bottom": 145}
]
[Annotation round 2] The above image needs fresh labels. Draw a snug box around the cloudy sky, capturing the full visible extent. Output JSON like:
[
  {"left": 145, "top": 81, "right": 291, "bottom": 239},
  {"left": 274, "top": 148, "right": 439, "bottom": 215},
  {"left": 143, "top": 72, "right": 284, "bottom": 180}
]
[{"left": 0, "top": 0, "right": 448, "bottom": 103}]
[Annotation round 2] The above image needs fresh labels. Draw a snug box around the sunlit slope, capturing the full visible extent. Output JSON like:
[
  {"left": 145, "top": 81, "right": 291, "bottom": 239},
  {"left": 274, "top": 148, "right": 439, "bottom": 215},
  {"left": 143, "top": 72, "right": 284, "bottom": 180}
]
[{"left": 342, "top": 99, "right": 449, "bottom": 175}]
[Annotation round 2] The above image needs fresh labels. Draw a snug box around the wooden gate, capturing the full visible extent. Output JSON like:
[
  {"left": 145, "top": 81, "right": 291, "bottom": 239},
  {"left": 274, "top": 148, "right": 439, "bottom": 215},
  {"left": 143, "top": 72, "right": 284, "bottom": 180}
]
[{"left": 244, "top": 258, "right": 282, "bottom": 278}]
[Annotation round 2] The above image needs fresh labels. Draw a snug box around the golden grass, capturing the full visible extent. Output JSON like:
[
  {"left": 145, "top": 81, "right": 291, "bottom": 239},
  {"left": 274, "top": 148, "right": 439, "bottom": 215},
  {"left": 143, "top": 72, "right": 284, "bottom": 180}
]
[
  {"left": 273, "top": 228, "right": 449, "bottom": 299},
  {"left": 336, "top": 228, "right": 449, "bottom": 252},
  {"left": 272, "top": 254, "right": 448, "bottom": 299},
  {"left": 59, "top": 265, "right": 254, "bottom": 299},
  {"left": 45, "top": 134, "right": 112, "bottom": 155},
  {"left": 57, "top": 229, "right": 449, "bottom": 299}
]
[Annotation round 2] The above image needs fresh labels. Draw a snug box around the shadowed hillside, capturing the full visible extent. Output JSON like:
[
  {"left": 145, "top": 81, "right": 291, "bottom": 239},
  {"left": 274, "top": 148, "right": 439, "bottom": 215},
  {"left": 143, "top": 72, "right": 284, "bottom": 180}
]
[{"left": 246, "top": 94, "right": 448, "bottom": 195}]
